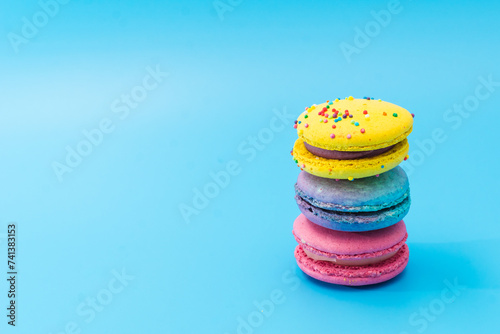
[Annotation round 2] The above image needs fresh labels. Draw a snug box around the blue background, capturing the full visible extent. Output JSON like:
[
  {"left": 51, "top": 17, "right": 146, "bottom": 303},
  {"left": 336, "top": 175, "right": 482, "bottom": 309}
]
[{"left": 1, "top": 0, "right": 499, "bottom": 333}]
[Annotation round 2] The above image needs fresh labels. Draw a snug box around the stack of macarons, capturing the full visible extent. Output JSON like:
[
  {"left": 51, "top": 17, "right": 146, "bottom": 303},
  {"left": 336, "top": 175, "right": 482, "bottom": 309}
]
[{"left": 291, "top": 96, "right": 414, "bottom": 286}]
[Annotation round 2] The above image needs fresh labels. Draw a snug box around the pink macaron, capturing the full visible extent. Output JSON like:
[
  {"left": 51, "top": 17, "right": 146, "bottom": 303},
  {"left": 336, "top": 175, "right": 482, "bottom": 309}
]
[{"left": 293, "top": 214, "right": 409, "bottom": 286}]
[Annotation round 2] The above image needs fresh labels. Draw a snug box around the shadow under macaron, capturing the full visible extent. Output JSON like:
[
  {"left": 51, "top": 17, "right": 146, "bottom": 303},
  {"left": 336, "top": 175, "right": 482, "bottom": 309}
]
[{"left": 296, "top": 240, "right": 500, "bottom": 292}]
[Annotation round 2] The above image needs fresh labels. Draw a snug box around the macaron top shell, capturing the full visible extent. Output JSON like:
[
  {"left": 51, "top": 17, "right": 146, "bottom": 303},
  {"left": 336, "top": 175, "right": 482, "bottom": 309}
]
[
  {"left": 293, "top": 214, "right": 407, "bottom": 255},
  {"left": 295, "top": 166, "right": 409, "bottom": 211},
  {"left": 296, "top": 98, "right": 413, "bottom": 151}
]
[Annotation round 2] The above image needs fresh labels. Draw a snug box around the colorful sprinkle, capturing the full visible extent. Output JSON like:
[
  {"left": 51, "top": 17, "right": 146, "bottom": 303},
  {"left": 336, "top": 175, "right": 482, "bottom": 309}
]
[
  {"left": 304, "top": 123, "right": 309, "bottom": 128},
  {"left": 332, "top": 125, "right": 336, "bottom": 129},
  {"left": 383, "top": 112, "right": 387, "bottom": 116},
  {"left": 325, "top": 113, "right": 329, "bottom": 118},
  {"left": 348, "top": 96, "right": 354, "bottom": 100},
  {"left": 324, "top": 119, "right": 328, "bottom": 123},
  {"left": 330, "top": 133, "right": 335, "bottom": 139},
  {"left": 404, "top": 155, "right": 409, "bottom": 161},
  {"left": 348, "top": 176, "right": 354, "bottom": 181},
  {"left": 363, "top": 110, "right": 368, "bottom": 115},
  {"left": 360, "top": 128, "right": 365, "bottom": 133},
  {"left": 298, "top": 121, "right": 301, "bottom": 124},
  {"left": 304, "top": 114, "right": 308, "bottom": 118},
  {"left": 354, "top": 122, "right": 359, "bottom": 126},
  {"left": 411, "top": 113, "right": 415, "bottom": 118},
  {"left": 347, "top": 134, "right": 352, "bottom": 139},
  {"left": 349, "top": 114, "right": 353, "bottom": 118},
  {"left": 375, "top": 174, "right": 380, "bottom": 177},
  {"left": 342, "top": 114, "right": 347, "bottom": 119},
  {"left": 393, "top": 113, "right": 398, "bottom": 117},
  {"left": 381, "top": 165, "right": 385, "bottom": 168},
  {"left": 335, "top": 179, "right": 339, "bottom": 181},
  {"left": 320, "top": 119, "right": 323, "bottom": 123},
  {"left": 293, "top": 124, "right": 297, "bottom": 129},
  {"left": 365, "top": 115, "right": 370, "bottom": 119},
  {"left": 351, "top": 120, "right": 355, "bottom": 124}
]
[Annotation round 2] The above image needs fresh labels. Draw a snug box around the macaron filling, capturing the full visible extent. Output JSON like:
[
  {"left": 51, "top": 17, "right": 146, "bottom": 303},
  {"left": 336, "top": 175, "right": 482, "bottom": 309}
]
[
  {"left": 303, "top": 141, "right": 395, "bottom": 160},
  {"left": 303, "top": 248, "right": 399, "bottom": 266}
]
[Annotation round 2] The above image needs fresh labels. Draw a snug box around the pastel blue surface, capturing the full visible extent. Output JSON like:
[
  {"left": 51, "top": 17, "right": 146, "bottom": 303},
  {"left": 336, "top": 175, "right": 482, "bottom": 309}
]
[{"left": 1, "top": 0, "right": 499, "bottom": 333}]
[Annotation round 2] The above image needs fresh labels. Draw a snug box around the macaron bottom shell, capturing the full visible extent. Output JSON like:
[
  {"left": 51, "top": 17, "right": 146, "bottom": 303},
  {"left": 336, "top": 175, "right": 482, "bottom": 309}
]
[
  {"left": 295, "top": 244, "right": 409, "bottom": 286},
  {"left": 296, "top": 194, "right": 410, "bottom": 232},
  {"left": 292, "top": 138, "right": 409, "bottom": 179}
]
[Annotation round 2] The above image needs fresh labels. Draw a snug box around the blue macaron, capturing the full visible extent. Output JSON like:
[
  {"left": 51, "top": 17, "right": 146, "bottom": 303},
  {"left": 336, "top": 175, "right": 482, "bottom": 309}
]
[{"left": 294, "top": 166, "right": 410, "bottom": 231}]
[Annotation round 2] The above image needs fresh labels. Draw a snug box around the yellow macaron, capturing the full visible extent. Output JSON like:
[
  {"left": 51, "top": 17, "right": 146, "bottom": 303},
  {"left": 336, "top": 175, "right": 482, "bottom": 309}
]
[{"left": 292, "top": 97, "right": 413, "bottom": 179}]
